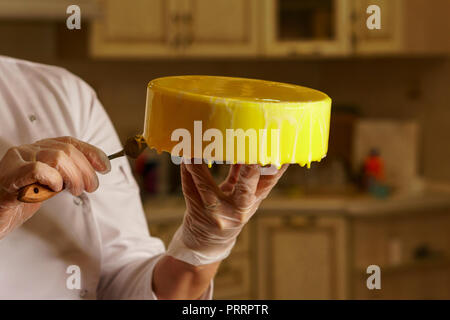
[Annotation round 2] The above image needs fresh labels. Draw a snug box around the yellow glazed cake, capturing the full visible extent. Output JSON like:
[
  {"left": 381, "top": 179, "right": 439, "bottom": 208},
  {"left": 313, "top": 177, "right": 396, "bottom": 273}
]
[{"left": 143, "top": 75, "right": 331, "bottom": 168}]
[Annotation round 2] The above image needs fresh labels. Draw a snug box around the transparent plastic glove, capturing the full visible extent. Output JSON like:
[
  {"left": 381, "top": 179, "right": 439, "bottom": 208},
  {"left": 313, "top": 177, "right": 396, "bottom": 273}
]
[
  {"left": 0, "top": 136, "right": 111, "bottom": 239},
  {"left": 167, "top": 163, "right": 289, "bottom": 266}
]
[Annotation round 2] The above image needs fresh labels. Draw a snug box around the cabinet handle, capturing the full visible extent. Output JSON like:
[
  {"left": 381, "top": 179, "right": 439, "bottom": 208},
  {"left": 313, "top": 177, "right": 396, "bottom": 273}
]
[
  {"left": 171, "top": 13, "right": 181, "bottom": 23},
  {"left": 170, "top": 13, "right": 192, "bottom": 24},
  {"left": 170, "top": 32, "right": 185, "bottom": 48},
  {"left": 183, "top": 13, "right": 193, "bottom": 23},
  {"left": 183, "top": 13, "right": 194, "bottom": 48},
  {"left": 170, "top": 12, "right": 193, "bottom": 49},
  {"left": 184, "top": 35, "right": 193, "bottom": 47}
]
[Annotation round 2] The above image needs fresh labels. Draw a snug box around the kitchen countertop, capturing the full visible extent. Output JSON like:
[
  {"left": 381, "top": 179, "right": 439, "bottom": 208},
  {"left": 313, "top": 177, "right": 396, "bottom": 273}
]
[{"left": 143, "top": 185, "right": 450, "bottom": 222}]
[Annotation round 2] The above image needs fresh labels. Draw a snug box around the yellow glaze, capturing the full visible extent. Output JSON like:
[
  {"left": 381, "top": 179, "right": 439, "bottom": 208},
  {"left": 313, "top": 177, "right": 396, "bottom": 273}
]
[{"left": 143, "top": 76, "right": 331, "bottom": 168}]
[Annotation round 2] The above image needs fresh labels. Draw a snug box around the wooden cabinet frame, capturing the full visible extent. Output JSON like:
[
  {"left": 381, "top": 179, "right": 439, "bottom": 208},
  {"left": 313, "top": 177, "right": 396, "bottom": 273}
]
[
  {"left": 90, "top": 0, "right": 259, "bottom": 58},
  {"left": 182, "top": 0, "right": 260, "bottom": 57},
  {"left": 90, "top": 0, "right": 177, "bottom": 58},
  {"left": 352, "top": 0, "right": 404, "bottom": 54},
  {"left": 255, "top": 215, "right": 349, "bottom": 299},
  {"left": 261, "top": 0, "right": 351, "bottom": 56}
]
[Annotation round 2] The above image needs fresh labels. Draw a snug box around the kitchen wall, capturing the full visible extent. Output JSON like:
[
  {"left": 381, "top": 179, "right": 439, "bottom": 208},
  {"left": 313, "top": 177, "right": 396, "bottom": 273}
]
[{"left": 1, "top": 22, "right": 449, "bottom": 183}]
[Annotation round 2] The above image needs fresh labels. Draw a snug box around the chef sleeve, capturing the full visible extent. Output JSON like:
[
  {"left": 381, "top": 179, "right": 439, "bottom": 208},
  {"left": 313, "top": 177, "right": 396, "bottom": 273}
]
[{"left": 69, "top": 74, "right": 213, "bottom": 299}]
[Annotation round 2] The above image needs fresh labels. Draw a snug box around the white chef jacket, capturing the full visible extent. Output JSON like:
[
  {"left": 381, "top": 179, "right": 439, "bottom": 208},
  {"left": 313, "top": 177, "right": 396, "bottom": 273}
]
[{"left": 0, "top": 56, "right": 212, "bottom": 300}]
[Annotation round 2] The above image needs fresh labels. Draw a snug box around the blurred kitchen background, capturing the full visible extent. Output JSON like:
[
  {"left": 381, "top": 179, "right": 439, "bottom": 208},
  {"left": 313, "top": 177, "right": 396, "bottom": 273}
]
[{"left": 1, "top": 0, "right": 450, "bottom": 299}]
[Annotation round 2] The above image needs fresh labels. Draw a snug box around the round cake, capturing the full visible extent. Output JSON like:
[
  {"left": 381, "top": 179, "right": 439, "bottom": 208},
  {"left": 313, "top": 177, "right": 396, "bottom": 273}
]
[{"left": 143, "top": 75, "right": 331, "bottom": 168}]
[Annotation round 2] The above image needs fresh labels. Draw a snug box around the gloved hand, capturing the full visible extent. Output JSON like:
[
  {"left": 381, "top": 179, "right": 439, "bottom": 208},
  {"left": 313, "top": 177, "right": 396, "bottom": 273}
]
[
  {"left": 0, "top": 136, "right": 111, "bottom": 239},
  {"left": 167, "top": 163, "right": 288, "bottom": 266}
]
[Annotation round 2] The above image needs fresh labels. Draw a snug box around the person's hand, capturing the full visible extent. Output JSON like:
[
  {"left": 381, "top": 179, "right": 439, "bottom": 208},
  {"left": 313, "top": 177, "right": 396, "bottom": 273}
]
[
  {"left": 167, "top": 163, "right": 288, "bottom": 265},
  {"left": 0, "top": 136, "right": 111, "bottom": 239}
]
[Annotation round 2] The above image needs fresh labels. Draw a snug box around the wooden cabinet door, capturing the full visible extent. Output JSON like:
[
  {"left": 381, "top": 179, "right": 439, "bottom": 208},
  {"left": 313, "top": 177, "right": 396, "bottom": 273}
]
[
  {"left": 90, "top": 0, "right": 177, "bottom": 58},
  {"left": 352, "top": 0, "right": 404, "bottom": 54},
  {"left": 262, "top": 0, "right": 351, "bottom": 56},
  {"left": 352, "top": 212, "right": 450, "bottom": 299},
  {"left": 402, "top": 0, "right": 450, "bottom": 54},
  {"left": 213, "top": 226, "right": 251, "bottom": 299},
  {"left": 256, "top": 215, "right": 349, "bottom": 299},
  {"left": 147, "top": 214, "right": 252, "bottom": 299},
  {"left": 354, "top": 0, "right": 450, "bottom": 55},
  {"left": 182, "top": 0, "right": 259, "bottom": 56}
]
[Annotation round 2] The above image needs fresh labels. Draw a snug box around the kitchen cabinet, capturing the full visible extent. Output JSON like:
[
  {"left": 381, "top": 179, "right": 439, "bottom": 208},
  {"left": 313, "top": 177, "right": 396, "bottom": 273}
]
[
  {"left": 261, "top": 0, "right": 351, "bottom": 56},
  {"left": 255, "top": 207, "right": 450, "bottom": 300},
  {"left": 352, "top": 0, "right": 404, "bottom": 54},
  {"left": 90, "top": 0, "right": 175, "bottom": 58},
  {"left": 146, "top": 204, "right": 252, "bottom": 299},
  {"left": 401, "top": 0, "right": 450, "bottom": 55},
  {"left": 352, "top": 0, "right": 450, "bottom": 55},
  {"left": 262, "top": 0, "right": 450, "bottom": 56},
  {"left": 352, "top": 210, "right": 450, "bottom": 299},
  {"left": 145, "top": 194, "right": 450, "bottom": 299},
  {"left": 90, "top": 0, "right": 450, "bottom": 58},
  {"left": 1, "top": 0, "right": 447, "bottom": 58},
  {"left": 212, "top": 228, "right": 251, "bottom": 299},
  {"left": 90, "top": 0, "right": 258, "bottom": 58},
  {"left": 255, "top": 215, "right": 349, "bottom": 299},
  {"left": 181, "top": 0, "right": 259, "bottom": 57}
]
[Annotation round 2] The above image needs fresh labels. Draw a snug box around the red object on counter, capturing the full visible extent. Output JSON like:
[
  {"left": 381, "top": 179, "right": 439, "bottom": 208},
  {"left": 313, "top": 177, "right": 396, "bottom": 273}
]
[{"left": 364, "top": 151, "right": 384, "bottom": 181}]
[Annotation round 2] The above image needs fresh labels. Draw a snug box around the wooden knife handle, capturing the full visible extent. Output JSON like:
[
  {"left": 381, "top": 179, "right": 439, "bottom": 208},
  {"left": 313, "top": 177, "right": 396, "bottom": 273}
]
[
  {"left": 16, "top": 135, "right": 147, "bottom": 203},
  {"left": 17, "top": 183, "right": 61, "bottom": 203}
]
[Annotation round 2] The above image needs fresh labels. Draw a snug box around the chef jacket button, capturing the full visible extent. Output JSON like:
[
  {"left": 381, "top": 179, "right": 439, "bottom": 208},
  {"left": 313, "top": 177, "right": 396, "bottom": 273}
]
[
  {"left": 80, "top": 289, "right": 88, "bottom": 298},
  {"left": 73, "top": 197, "right": 83, "bottom": 206}
]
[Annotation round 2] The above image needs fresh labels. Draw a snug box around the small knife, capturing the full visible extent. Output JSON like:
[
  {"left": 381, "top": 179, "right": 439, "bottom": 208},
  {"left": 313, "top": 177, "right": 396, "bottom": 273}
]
[{"left": 17, "top": 135, "right": 147, "bottom": 203}]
